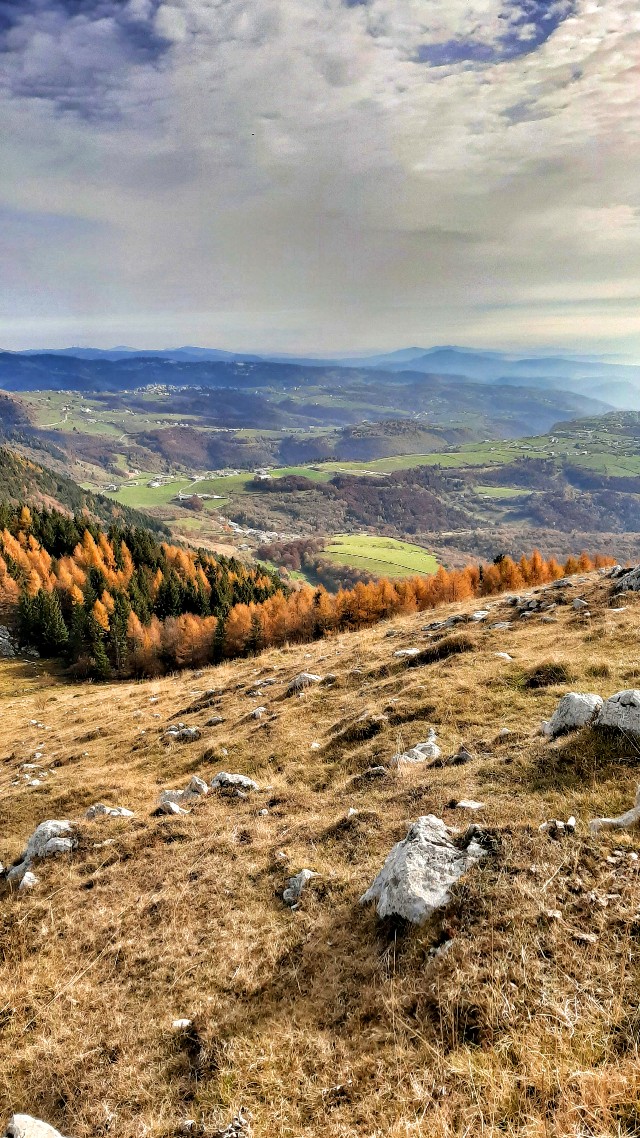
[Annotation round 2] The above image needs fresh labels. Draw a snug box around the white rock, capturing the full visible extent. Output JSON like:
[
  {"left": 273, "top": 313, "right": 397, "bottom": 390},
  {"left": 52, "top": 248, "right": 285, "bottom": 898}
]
[
  {"left": 491, "top": 623, "right": 511, "bottom": 631},
  {"left": 283, "top": 868, "right": 317, "bottom": 906},
  {"left": 494, "top": 652, "right": 513, "bottom": 661},
  {"left": 392, "top": 728, "right": 441, "bottom": 765},
  {"left": 542, "top": 692, "right": 603, "bottom": 739},
  {"left": 360, "top": 815, "right": 486, "bottom": 924},
  {"left": 251, "top": 706, "right": 267, "bottom": 720},
  {"left": 470, "top": 610, "right": 490, "bottom": 622},
  {"left": 164, "top": 726, "right": 201, "bottom": 741},
  {"left": 573, "top": 598, "right": 589, "bottom": 610},
  {"left": 211, "top": 771, "right": 259, "bottom": 792},
  {"left": 597, "top": 690, "right": 640, "bottom": 735},
  {"left": 18, "top": 872, "right": 40, "bottom": 891},
  {"left": 393, "top": 648, "right": 421, "bottom": 658},
  {"left": 310, "top": 741, "right": 321, "bottom": 750},
  {"left": 3, "top": 1117, "right": 67, "bottom": 1138},
  {"left": 287, "top": 672, "right": 323, "bottom": 693},
  {"left": 85, "top": 804, "right": 135, "bottom": 820},
  {"left": 172, "top": 1018, "right": 193, "bottom": 1031},
  {"left": 158, "top": 776, "right": 208, "bottom": 813},
  {"left": 590, "top": 785, "right": 640, "bottom": 833},
  {"left": 6, "top": 821, "right": 75, "bottom": 886},
  {"left": 454, "top": 800, "right": 485, "bottom": 811}
]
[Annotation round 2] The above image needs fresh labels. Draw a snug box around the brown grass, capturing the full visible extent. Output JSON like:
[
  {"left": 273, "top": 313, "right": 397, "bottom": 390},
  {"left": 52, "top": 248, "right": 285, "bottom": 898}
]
[{"left": 1, "top": 573, "right": 640, "bottom": 1136}]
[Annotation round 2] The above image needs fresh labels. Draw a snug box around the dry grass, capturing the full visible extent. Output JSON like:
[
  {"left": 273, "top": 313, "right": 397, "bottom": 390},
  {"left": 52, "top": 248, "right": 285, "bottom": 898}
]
[{"left": 1, "top": 574, "right": 640, "bottom": 1136}]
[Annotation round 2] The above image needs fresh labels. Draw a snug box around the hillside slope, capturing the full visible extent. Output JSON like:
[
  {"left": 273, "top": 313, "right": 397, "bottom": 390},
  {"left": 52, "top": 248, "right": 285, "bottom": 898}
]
[
  {"left": 0, "top": 446, "right": 168, "bottom": 534},
  {"left": 2, "top": 570, "right": 640, "bottom": 1136}
]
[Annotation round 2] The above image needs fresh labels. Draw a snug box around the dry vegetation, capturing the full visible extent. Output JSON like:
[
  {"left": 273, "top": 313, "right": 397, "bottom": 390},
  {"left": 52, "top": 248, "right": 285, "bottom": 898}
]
[{"left": 1, "top": 572, "right": 640, "bottom": 1137}]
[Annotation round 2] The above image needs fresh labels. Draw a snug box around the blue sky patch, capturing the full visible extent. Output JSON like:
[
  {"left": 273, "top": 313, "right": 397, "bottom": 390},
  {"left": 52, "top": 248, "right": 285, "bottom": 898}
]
[{"left": 417, "top": 0, "right": 576, "bottom": 67}]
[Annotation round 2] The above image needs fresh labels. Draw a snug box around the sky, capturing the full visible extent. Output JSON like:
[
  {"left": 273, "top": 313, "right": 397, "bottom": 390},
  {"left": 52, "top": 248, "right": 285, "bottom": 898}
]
[{"left": 0, "top": 0, "right": 639, "bottom": 356}]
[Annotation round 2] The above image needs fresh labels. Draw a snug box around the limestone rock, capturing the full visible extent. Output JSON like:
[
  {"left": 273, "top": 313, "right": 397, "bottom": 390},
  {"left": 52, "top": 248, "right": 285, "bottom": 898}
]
[
  {"left": 283, "top": 868, "right": 317, "bottom": 907},
  {"left": 613, "top": 565, "right": 640, "bottom": 593},
  {"left": 542, "top": 692, "right": 603, "bottom": 738},
  {"left": 211, "top": 771, "right": 259, "bottom": 792},
  {"left": 6, "top": 821, "right": 75, "bottom": 887},
  {"left": 392, "top": 729, "right": 440, "bottom": 765},
  {"left": 165, "top": 726, "right": 201, "bottom": 742},
  {"left": 590, "top": 785, "right": 640, "bottom": 833},
  {"left": 596, "top": 690, "right": 640, "bottom": 735},
  {"left": 158, "top": 776, "right": 208, "bottom": 814},
  {"left": 251, "top": 707, "right": 267, "bottom": 720},
  {"left": 85, "top": 804, "right": 134, "bottom": 820},
  {"left": 3, "top": 1116, "right": 67, "bottom": 1138},
  {"left": 393, "top": 648, "right": 420, "bottom": 658},
  {"left": 360, "top": 815, "right": 486, "bottom": 924},
  {"left": 287, "top": 672, "right": 323, "bottom": 693}
]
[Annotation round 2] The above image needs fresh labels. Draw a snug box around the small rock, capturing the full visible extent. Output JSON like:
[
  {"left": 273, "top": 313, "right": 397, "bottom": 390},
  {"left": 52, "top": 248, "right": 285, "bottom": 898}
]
[
  {"left": 211, "top": 772, "right": 259, "bottom": 793},
  {"left": 18, "top": 872, "right": 40, "bottom": 891},
  {"left": 251, "top": 706, "right": 267, "bottom": 720},
  {"left": 205, "top": 716, "right": 224, "bottom": 727},
  {"left": 283, "top": 868, "right": 317, "bottom": 907},
  {"left": 172, "top": 1018, "right": 192, "bottom": 1030},
  {"left": 494, "top": 652, "right": 513, "bottom": 661},
  {"left": 85, "top": 804, "right": 134, "bottom": 820},
  {"left": 451, "top": 799, "right": 485, "bottom": 811},
  {"left": 392, "top": 729, "right": 440, "bottom": 765},
  {"left": 573, "top": 598, "right": 589, "bottom": 610},
  {"left": 590, "top": 784, "right": 640, "bottom": 833},
  {"left": 393, "top": 648, "right": 421, "bottom": 658},
  {"left": 287, "top": 672, "right": 323, "bottom": 693},
  {"left": 158, "top": 776, "right": 208, "bottom": 814}
]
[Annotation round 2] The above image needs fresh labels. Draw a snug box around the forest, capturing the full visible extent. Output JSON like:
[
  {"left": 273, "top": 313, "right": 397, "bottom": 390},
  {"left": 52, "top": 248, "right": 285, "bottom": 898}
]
[{"left": 0, "top": 503, "right": 614, "bottom": 679}]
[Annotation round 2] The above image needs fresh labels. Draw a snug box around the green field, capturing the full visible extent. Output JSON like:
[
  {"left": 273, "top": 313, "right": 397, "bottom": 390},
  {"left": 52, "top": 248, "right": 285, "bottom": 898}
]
[
  {"left": 323, "top": 535, "right": 438, "bottom": 579},
  {"left": 474, "top": 484, "right": 531, "bottom": 499}
]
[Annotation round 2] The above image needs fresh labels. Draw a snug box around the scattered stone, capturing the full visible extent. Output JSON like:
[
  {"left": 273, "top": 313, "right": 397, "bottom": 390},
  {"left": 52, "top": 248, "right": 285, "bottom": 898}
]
[
  {"left": 430, "top": 745, "right": 473, "bottom": 769},
  {"left": 573, "top": 598, "right": 589, "bottom": 610},
  {"left": 158, "top": 776, "right": 208, "bottom": 814},
  {"left": 496, "top": 728, "right": 511, "bottom": 739},
  {"left": 494, "top": 652, "right": 513, "bottom": 661},
  {"left": 287, "top": 672, "right": 323, "bottom": 693},
  {"left": 470, "top": 610, "right": 490, "bottom": 622},
  {"left": 539, "top": 817, "right": 576, "bottom": 838},
  {"left": 205, "top": 716, "right": 224, "bottom": 727},
  {"left": 360, "top": 815, "right": 487, "bottom": 924},
  {"left": 211, "top": 1108, "right": 252, "bottom": 1138},
  {"left": 392, "top": 729, "right": 441, "bottom": 765},
  {"left": 6, "top": 820, "right": 75, "bottom": 888},
  {"left": 542, "top": 692, "right": 603, "bottom": 738},
  {"left": 572, "top": 931, "right": 598, "bottom": 945},
  {"left": 211, "top": 772, "right": 259, "bottom": 793},
  {"left": 3, "top": 1118, "right": 67, "bottom": 1138},
  {"left": 590, "top": 785, "right": 640, "bottom": 833},
  {"left": 451, "top": 799, "right": 485, "bottom": 811},
  {"left": 251, "top": 707, "right": 267, "bottom": 720},
  {"left": 544, "top": 909, "right": 562, "bottom": 921},
  {"left": 85, "top": 804, "right": 134, "bottom": 820},
  {"left": 597, "top": 689, "right": 640, "bottom": 735},
  {"left": 283, "top": 868, "right": 317, "bottom": 907},
  {"left": 491, "top": 624, "right": 511, "bottom": 633},
  {"left": 310, "top": 741, "right": 321, "bottom": 750},
  {"left": 165, "top": 726, "right": 201, "bottom": 742},
  {"left": 351, "top": 765, "right": 390, "bottom": 785},
  {"left": 393, "top": 648, "right": 421, "bottom": 658},
  {"left": 172, "top": 1018, "right": 193, "bottom": 1030}
]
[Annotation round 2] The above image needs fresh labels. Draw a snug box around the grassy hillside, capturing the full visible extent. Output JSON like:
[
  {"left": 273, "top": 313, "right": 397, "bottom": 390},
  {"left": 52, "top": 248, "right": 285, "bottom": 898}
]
[
  {"left": 324, "top": 534, "right": 439, "bottom": 578},
  {"left": 1, "top": 569, "right": 640, "bottom": 1136}
]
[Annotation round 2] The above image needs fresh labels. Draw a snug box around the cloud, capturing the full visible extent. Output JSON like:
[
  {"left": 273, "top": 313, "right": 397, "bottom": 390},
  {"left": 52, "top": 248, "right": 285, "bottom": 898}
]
[{"left": 0, "top": 0, "right": 638, "bottom": 352}]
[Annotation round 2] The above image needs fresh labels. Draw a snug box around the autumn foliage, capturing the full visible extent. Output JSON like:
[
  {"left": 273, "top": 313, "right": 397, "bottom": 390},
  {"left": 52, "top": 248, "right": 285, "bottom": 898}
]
[{"left": 0, "top": 505, "right": 615, "bottom": 679}]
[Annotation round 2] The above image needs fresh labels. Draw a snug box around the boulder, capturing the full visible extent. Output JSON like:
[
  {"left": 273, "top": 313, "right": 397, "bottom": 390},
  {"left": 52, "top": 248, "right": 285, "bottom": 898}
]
[
  {"left": 85, "top": 804, "right": 134, "bottom": 820},
  {"left": 542, "top": 692, "right": 603, "bottom": 738},
  {"left": 590, "top": 785, "right": 640, "bottom": 833},
  {"left": 158, "top": 776, "right": 208, "bottom": 814},
  {"left": 596, "top": 690, "right": 640, "bottom": 735},
  {"left": 287, "top": 672, "right": 323, "bottom": 693},
  {"left": 360, "top": 815, "right": 486, "bottom": 924},
  {"left": 3, "top": 1117, "right": 67, "bottom": 1138},
  {"left": 211, "top": 772, "right": 259, "bottom": 793},
  {"left": 392, "top": 729, "right": 440, "bottom": 765},
  {"left": 6, "top": 821, "right": 75, "bottom": 887}
]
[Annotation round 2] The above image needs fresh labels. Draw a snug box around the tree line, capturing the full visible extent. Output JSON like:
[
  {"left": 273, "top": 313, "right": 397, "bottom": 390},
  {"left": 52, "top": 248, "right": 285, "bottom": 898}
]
[{"left": 0, "top": 503, "right": 615, "bottom": 679}]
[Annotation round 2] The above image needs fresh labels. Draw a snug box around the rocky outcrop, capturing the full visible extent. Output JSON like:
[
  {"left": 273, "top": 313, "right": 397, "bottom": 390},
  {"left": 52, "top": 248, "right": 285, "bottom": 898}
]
[
  {"left": 542, "top": 693, "right": 603, "bottom": 738},
  {"left": 360, "top": 815, "right": 486, "bottom": 924},
  {"left": 391, "top": 729, "right": 441, "bottom": 765},
  {"left": 5, "top": 821, "right": 75, "bottom": 888}
]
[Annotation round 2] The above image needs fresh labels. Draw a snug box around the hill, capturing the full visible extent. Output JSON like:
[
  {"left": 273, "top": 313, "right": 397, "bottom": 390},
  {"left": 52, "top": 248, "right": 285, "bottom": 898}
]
[
  {"left": 0, "top": 446, "right": 169, "bottom": 534},
  {"left": 1, "top": 565, "right": 640, "bottom": 1136}
]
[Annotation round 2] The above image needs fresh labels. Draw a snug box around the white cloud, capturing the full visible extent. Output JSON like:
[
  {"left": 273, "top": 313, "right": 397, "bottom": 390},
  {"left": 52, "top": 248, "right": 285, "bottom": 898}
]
[{"left": 0, "top": 0, "right": 639, "bottom": 352}]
